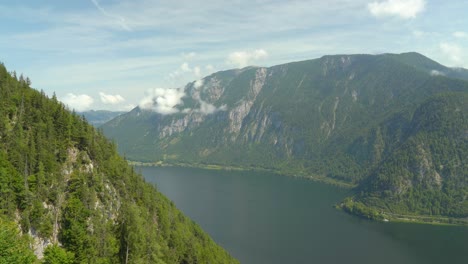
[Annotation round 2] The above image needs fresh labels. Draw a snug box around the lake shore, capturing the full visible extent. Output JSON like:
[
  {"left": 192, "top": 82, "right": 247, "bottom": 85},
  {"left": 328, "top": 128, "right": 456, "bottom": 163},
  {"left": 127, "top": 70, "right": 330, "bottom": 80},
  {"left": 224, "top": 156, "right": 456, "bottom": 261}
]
[
  {"left": 130, "top": 160, "right": 467, "bottom": 227},
  {"left": 128, "top": 160, "right": 356, "bottom": 188},
  {"left": 337, "top": 201, "right": 468, "bottom": 227}
]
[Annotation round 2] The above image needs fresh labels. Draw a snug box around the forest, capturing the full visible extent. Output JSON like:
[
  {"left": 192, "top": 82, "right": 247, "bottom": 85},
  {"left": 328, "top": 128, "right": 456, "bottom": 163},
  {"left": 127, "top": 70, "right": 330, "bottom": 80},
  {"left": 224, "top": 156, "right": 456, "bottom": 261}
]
[{"left": 0, "top": 63, "right": 237, "bottom": 263}]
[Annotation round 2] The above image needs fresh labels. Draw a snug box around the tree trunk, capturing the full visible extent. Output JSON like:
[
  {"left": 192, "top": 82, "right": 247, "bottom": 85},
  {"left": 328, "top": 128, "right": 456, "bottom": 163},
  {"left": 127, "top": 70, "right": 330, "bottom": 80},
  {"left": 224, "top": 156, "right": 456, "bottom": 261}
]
[{"left": 125, "top": 241, "right": 129, "bottom": 264}]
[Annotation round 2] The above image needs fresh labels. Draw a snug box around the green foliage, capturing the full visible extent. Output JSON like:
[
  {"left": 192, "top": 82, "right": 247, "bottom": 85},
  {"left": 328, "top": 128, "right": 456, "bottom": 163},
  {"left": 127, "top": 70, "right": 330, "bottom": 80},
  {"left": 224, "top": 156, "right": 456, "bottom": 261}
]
[
  {"left": 356, "top": 93, "right": 468, "bottom": 218},
  {"left": 43, "top": 245, "right": 74, "bottom": 264},
  {"left": 0, "top": 64, "right": 237, "bottom": 263},
  {"left": 0, "top": 217, "right": 37, "bottom": 264},
  {"left": 341, "top": 198, "right": 384, "bottom": 221}
]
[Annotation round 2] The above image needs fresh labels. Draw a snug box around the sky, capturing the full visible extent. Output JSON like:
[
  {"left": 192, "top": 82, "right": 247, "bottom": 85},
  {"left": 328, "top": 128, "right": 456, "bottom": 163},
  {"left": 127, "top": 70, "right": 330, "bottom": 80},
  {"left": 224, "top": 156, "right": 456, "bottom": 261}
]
[{"left": 1, "top": 0, "right": 467, "bottom": 111}]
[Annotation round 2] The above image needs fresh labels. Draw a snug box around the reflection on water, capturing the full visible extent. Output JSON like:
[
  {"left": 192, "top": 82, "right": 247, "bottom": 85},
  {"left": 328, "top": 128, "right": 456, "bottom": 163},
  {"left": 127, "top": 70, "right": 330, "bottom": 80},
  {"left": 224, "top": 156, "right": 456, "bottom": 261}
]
[{"left": 140, "top": 166, "right": 468, "bottom": 264}]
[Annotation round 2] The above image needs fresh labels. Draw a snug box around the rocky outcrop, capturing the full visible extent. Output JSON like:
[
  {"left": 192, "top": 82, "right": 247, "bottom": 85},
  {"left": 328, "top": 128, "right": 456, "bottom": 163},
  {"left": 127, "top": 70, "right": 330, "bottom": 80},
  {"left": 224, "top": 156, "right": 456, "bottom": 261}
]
[
  {"left": 228, "top": 68, "right": 267, "bottom": 135},
  {"left": 412, "top": 144, "right": 443, "bottom": 189},
  {"left": 29, "top": 228, "right": 52, "bottom": 259}
]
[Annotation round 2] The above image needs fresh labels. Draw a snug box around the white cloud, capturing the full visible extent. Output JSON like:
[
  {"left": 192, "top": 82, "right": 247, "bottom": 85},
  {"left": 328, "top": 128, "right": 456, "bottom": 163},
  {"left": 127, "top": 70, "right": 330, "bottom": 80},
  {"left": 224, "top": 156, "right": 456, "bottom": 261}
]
[
  {"left": 226, "top": 49, "right": 269, "bottom": 68},
  {"left": 193, "top": 100, "right": 227, "bottom": 115},
  {"left": 205, "top": 65, "right": 215, "bottom": 73},
  {"left": 123, "top": 104, "right": 136, "bottom": 111},
  {"left": 194, "top": 79, "right": 204, "bottom": 88},
  {"left": 190, "top": 80, "right": 227, "bottom": 114},
  {"left": 453, "top": 31, "right": 468, "bottom": 38},
  {"left": 139, "top": 87, "right": 185, "bottom": 114},
  {"left": 138, "top": 78, "right": 227, "bottom": 115},
  {"left": 182, "top": 52, "right": 197, "bottom": 60},
  {"left": 198, "top": 100, "right": 218, "bottom": 114},
  {"left": 440, "top": 42, "right": 463, "bottom": 65},
  {"left": 60, "top": 93, "right": 94, "bottom": 111},
  {"left": 8, "top": 0, "right": 466, "bottom": 110},
  {"left": 368, "top": 0, "right": 426, "bottom": 19},
  {"left": 193, "top": 66, "right": 201, "bottom": 77},
  {"left": 99, "top": 92, "right": 125, "bottom": 104},
  {"left": 430, "top": 70, "right": 445, "bottom": 76},
  {"left": 180, "top": 62, "right": 191, "bottom": 72},
  {"left": 167, "top": 61, "right": 207, "bottom": 84}
]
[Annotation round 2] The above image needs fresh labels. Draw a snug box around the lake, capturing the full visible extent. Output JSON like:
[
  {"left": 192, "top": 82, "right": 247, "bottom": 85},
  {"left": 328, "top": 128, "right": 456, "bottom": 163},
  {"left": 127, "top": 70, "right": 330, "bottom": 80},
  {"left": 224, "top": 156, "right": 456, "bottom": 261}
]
[{"left": 139, "top": 166, "right": 468, "bottom": 264}]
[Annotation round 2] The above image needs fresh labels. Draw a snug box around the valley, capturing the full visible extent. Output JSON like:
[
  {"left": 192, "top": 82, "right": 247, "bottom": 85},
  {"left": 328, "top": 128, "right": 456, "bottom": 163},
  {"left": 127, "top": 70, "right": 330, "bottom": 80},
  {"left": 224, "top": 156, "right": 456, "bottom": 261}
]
[
  {"left": 103, "top": 52, "right": 468, "bottom": 224},
  {"left": 2, "top": 1, "right": 468, "bottom": 263}
]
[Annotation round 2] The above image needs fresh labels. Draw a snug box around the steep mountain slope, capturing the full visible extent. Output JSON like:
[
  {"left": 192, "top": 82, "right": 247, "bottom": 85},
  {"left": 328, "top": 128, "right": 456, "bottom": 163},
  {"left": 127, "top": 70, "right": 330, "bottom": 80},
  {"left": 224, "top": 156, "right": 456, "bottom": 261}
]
[
  {"left": 102, "top": 52, "right": 467, "bottom": 221},
  {"left": 343, "top": 93, "right": 467, "bottom": 221},
  {"left": 103, "top": 53, "right": 467, "bottom": 179},
  {"left": 0, "top": 64, "right": 237, "bottom": 263},
  {"left": 78, "top": 110, "right": 125, "bottom": 127}
]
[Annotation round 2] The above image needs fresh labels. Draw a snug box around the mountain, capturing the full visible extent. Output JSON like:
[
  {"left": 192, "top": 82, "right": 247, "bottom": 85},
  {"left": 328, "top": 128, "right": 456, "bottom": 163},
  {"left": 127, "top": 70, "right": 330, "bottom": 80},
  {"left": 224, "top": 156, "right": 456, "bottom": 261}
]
[
  {"left": 102, "top": 52, "right": 468, "bottom": 222},
  {"left": 385, "top": 52, "right": 468, "bottom": 81},
  {"left": 341, "top": 93, "right": 467, "bottom": 223},
  {"left": 78, "top": 110, "right": 125, "bottom": 127},
  {"left": 0, "top": 64, "right": 237, "bottom": 263}
]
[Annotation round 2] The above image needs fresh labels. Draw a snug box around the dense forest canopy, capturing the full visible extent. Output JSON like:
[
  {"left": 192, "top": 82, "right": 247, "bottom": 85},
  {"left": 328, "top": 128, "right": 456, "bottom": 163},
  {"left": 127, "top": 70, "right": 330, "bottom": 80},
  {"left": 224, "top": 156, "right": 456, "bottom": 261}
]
[{"left": 0, "top": 63, "right": 237, "bottom": 263}]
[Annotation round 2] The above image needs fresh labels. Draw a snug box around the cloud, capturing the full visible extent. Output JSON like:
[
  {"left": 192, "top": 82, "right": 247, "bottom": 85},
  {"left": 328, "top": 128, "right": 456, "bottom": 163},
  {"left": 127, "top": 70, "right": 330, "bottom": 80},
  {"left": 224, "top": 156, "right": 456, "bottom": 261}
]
[
  {"left": 138, "top": 78, "right": 227, "bottom": 115},
  {"left": 205, "top": 65, "right": 215, "bottom": 73},
  {"left": 182, "top": 52, "right": 197, "bottom": 60},
  {"left": 180, "top": 62, "right": 191, "bottom": 72},
  {"left": 9, "top": 0, "right": 465, "bottom": 110},
  {"left": 368, "top": 0, "right": 426, "bottom": 19},
  {"left": 430, "top": 70, "right": 445, "bottom": 76},
  {"left": 60, "top": 93, "right": 94, "bottom": 111},
  {"left": 198, "top": 100, "right": 218, "bottom": 114},
  {"left": 190, "top": 80, "right": 227, "bottom": 114},
  {"left": 193, "top": 66, "right": 201, "bottom": 77},
  {"left": 226, "top": 49, "right": 269, "bottom": 68},
  {"left": 139, "top": 87, "right": 185, "bottom": 114},
  {"left": 191, "top": 99, "right": 226, "bottom": 114},
  {"left": 90, "top": 0, "right": 131, "bottom": 31},
  {"left": 123, "top": 104, "right": 136, "bottom": 111},
  {"left": 168, "top": 61, "right": 207, "bottom": 83},
  {"left": 453, "top": 31, "right": 468, "bottom": 38},
  {"left": 99, "top": 92, "right": 125, "bottom": 104},
  {"left": 194, "top": 79, "right": 204, "bottom": 88},
  {"left": 440, "top": 42, "right": 463, "bottom": 65}
]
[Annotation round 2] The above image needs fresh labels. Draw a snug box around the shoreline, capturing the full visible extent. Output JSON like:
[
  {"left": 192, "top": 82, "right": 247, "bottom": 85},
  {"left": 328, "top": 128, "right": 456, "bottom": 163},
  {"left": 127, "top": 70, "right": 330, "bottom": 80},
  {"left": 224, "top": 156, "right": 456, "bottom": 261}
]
[
  {"left": 128, "top": 160, "right": 356, "bottom": 189},
  {"left": 129, "top": 160, "right": 467, "bottom": 227},
  {"left": 337, "top": 201, "right": 468, "bottom": 227}
]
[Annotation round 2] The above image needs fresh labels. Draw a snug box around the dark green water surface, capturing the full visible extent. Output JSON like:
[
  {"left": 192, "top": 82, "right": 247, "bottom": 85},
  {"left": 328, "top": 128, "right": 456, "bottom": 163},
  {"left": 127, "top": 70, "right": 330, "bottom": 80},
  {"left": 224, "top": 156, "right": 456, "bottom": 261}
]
[{"left": 140, "top": 166, "right": 468, "bottom": 264}]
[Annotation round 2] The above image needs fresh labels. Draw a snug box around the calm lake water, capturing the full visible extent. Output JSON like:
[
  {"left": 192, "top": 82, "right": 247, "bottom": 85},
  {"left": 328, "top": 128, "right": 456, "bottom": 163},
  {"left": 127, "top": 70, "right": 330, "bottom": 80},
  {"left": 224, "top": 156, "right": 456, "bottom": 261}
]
[{"left": 139, "top": 166, "right": 468, "bottom": 264}]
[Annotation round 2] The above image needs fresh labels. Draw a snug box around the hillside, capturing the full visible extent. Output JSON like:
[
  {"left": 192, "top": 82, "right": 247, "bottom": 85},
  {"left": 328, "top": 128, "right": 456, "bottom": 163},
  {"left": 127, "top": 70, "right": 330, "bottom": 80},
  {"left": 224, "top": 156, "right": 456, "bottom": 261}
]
[
  {"left": 102, "top": 52, "right": 468, "bottom": 221},
  {"left": 342, "top": 93, "right": 467, "bottom": 222},
  {"left": 0, "top": 64, "right": 237, "bottom": 263}
]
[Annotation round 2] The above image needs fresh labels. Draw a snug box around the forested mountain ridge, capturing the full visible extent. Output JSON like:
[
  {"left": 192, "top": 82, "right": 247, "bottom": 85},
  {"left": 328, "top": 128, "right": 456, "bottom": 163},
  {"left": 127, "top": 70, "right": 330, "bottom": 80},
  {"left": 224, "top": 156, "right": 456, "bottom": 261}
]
[
  {"left": 102, "top": 52, "right": 467, "bottom": 222},
  {"left": 0, "top": 64, "right": 237, "bottom": 263}
]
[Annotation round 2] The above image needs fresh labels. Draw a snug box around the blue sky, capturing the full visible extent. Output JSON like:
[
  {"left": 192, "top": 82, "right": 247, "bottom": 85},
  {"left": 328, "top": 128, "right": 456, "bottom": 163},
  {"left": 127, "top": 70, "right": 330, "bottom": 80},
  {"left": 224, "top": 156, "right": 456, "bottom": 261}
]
[{"left": 1, "top": 0, "right": 467, "bottom": 111}]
